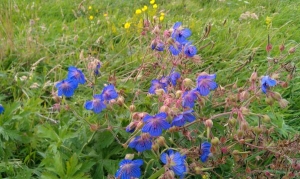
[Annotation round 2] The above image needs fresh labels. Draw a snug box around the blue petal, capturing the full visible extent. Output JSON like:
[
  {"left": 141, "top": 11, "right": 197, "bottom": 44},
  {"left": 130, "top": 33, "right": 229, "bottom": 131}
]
[
  {"left": 132, "top": 159, "right": 144, "bottom": 166},
  {"left": 208, "top": 81, "right": 218, "bottom": 90},
  {"left": 200, "top": 153, "right": 209, "bottom": 162},
  {"left": 143, "top": 114, "right": 153, "bottom": 122},
  {"left": 171, "top": 115, "right": 185, "bottom": 127},
  {"left": 198, "top": 85, "right": 210, "bottom": 96},
  {"left": 160, "top": 153, "right": 168, "bottom": 164},
  {"left": 172, "top": 165, "right": 186, "bottom": 176},
  {"left": 183, "top": 113, "right": 196, "bottom": 123},
  {"left": 160, "top": 119, "right": 171, "bottom": 130},
  {"left": 0, "top": 105, "right": 4, "bottom": 114},
  {"left": 155, "top": 112, "right": 167, "bottom": 119},
  {"left": 266, "top": 78, "right": 276, "bottom": 87},
  {"left": 173, "top": 22, "right": 182, "bottom": 29},
  {"left": 181, "top": 28, "right": 192, "bottom": 38},
  {"left": 92, "top": 100, "right": 106, "bottom": 113},
  {"left": 84, "top": 101, "right": 93, "bottom": 110}
]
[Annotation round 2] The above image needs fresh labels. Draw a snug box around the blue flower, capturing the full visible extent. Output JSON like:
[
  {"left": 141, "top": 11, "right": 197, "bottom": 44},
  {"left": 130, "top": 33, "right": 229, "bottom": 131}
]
[
  {"left": 94, "top": 62, "right": 101, "bottom": 76},
  {"left": 261, "top": 76, "right": 276, "bottom": 94},
  {"left": 129, "top": 133, "right": 152, "bottom": 152},
  {"left": 196, "top": 73, "right": 218, "bottom": 96},
  {"left": 115, "top": 159, "right": 143, "bottom": 179},
  {"left": 151, "top": 40, "right": 164, "bottom": 51},
  {"left": 171, "top": 109, "right": 196, "bottom": 127},
  {"left": 56, "top": 79, "right": 78, "bottom": 97},
  {"left": 101, "top": 85, "right": 118, "bottom": 101},
  {"left": 171, "top": 22, "right": 191, "bottom": 44},
  {"left": 169, "top": 72, "right": 181, "bottom": 86},
  {"left": 169, "top": 42, "right": 183, "bottom": 56},
  {"left": 142, "top": 112, "right": 170, "bottom": 137},
  {"left": 67, "top": 66, "right": 86, "bottom": 84},
  {"left": 160, "top": 149, "right": 186, "bottom": 177},
  {"left": 182, "top": 89, "right": 198, "bottom": 108},
  {"left": 200, "top": 142, "right": 211, "bottom": 162},
  {"left": 84, "top": 94, "right": 106, "bottom": 113},
  {"left": 149, "top": 79, "right": 167, "bottom": 94},
  {"left": 184, "top": 43, "right": 197, "bottom": 57},
  {"left": 0, "top": 104, "right": 4, "bottom": 114}
]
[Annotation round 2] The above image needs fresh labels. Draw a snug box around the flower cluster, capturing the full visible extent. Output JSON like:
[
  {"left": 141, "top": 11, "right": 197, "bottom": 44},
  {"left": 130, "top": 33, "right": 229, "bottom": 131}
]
[
  {"left": 55, "top": 66, "right": 86, "bottom": 97},
  {"left": 84, "top": 84, "right": 118, "bottom": 114}
]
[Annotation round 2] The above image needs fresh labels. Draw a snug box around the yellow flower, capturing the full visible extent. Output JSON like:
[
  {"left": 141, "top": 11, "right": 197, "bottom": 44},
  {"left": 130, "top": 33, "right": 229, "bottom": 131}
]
[
  {"left": 150, "top": 0, "right": 155, "bottom": 4},
  {"left": 266, "top": 16, "right": 272, "bottom": 26},
  {"left": 160, "top": 12, "right": 165, "bottom": 16},
  {"left": 88, "top": 6, "right": 92, "bottom": 10},
  {"left": 153, "top": 4, "right": 158, "bottom": 8},
  {"left": 89, "top": 15, "right": 94, "bottom": 20},
  {"left": 135, "top": 9, "right": 142, "bottom": 14},
  {"left": 159, "top": 16, "right": 164, "bottom": 21},
  {"left": 124, "top": 22, "right": 131, "bottom": 29},
  {"left": 142, "top": 5, "right": 148, "bottom": 11},
  {"left": 103, "top": 13, "right": 108, "bottom": 17}
]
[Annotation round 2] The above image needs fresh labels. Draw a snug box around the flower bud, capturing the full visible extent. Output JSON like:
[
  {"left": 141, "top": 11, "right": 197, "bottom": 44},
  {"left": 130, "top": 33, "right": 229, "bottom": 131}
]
[
  {"left": 211, "top": 137, "right": 220, "bottom": 146},
  {"left": 163, "top": 30, "right": 171, "bottom": 38},
  {"left": 183, "top": 78, "right": 193, "bottom": 88},
  {"left": 136, "top": 121, "right": 144, "bottom": 130},
  {"left": 239, "top": 91, "right": 249, "bottom": 101},
  {"left": 175, "top": 90, "right": 183, "bottom": 98},
  {"left": 249, "top": 71, "right": 257, "bottom": 81},
  {"left": 240, "top": 107, "right": 249, "bottom": 115},
  {"left": 129, "top": 104, "right": 136, "bottom": 112},
  {"left": 241, "top": 121, "right": 249, "bottom": 131},
  {"left": 279, "top": 98, "right": 289, "bottom": 108},
  {"left": 279, "top": 44, "right": 285, "bottom": 52},
  {"left": 159, "top": 105, "right": 170, "bottom": 114},
  {"left": 125, "top": 154, "right": 134, "bottom": 160},
  {"left": 237, "top": 129, "right": 244, "bottom": 138},
  {"left": 262, "top": 115, "right": 271, "bottom": 123},
  {"left": 155, "top": 89, "right": 165, "bottom": 96},
  {"left": 266, "top": 43, "right": 272, "bottom": 52},
  {"left": 228, "top": 118, "right": 237, "bottom": 127},
  {"left": 288, "top": 47, "right": 295, "bottom": 54},
  {"left": 194, "top": 167, "right": 202, "bottom": 174},
  {"left": 265, "top": 96, "right": 274, "bottom": 105},
  {"left": 253, "top": 126, "right": 263, "bottom": 135},
  {"left": 220, "top": 136, "right": 226, "bottom": 144},
  {"left": 138, "top": 112, "right": 147, "bottom": 119},
  {"left": 271, "top": 92, "right": 282, "bottom": 101},
  {"left": 117, "top": 96, "right": 125, "bottom": 105},
  {"left": 221, "top": 147, "right": 228, "bottom": 154},
  {"left": 90, "top": 124, "right": 99, "bottom": 131},
  {"left": 152, "top": 143, "right": 159, "bottom": 151},
  {"left": 232, "top": 150, "right": 240, "bottom": 155},
  {"left": 204, "top": 119, "right": 213, "bottom": 128},
  {"left": 156, "top": 136, "right": 166, "bottom": 146}
]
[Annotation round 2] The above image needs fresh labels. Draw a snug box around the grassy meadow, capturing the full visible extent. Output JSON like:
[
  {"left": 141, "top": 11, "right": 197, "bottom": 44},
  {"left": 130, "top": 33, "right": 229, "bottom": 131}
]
[{"left": 0, "top": 0, "right": 299, "bottom": 178}]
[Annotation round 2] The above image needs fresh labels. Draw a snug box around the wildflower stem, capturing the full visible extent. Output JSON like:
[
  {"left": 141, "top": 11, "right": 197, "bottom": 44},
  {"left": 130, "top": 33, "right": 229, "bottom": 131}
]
[{"left": 80, "top": 131, "right": 96, "bottom": 153}]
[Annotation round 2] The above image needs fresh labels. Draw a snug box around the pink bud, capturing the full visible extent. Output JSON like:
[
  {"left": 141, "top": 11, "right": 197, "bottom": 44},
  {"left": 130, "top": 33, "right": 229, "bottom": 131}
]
[{"left": 266, "top": 44, "right": 272, "bottom": 52}]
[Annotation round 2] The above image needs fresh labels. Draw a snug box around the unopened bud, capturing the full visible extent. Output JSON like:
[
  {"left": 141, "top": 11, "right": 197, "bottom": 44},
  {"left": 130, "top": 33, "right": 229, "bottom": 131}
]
[
  {"left": 237, "top": 129, "right": 244, "bottom": 138},
  {"left": 159, "top": 105, "right": 170, "bottom": 114},
  {"left": 183, "top": 78, "right": 193, "bottom": 88},
  {"left": 156, "top": 136, "right": 166, "bottom": 146},
  {"left": 241, "top": 121, "right": 249, "bottom": 131},
  {"left": 155, "top": 88, "right": 165, "bottom": 96},
  {"left": 266, "top": 44, "right": 272, "bottom": 52},
  {"left": 249, "top": 71, "right": 257, "bottom": 81},
  {"left": 90, "top": 124, "right": 99, "bottom": 131},
  {"left": 288, "top": 47, "right": 295, "bottom": 54},
  {"left": 279, "top": 98, "right": 289, "bottom": 108},
  {"left": 194, "top": 167, "right": 202, "bottom": 174},
  {"left": 211, "top": 137, "right": 220, "bottom": 146},
  {"left": 117, "top": 96, "right": 125, "bottom": 105},
  {"left": 239, "top": 91, "right": 249, "bottom": 101},
  {"left": 221, "top": 147, "right": 228, "bottom": 154},
  {"left": 265, "top": 96, "right": 274, "bottom": 105},
  {"left": 271, "top": 92, "right": 282, "bottom": 101},
  {"left": 232, "top": 150, "right": 240, "bottom": 155},
  {"left": 129, "top": 104, "right": 136, "bottom": 112},
  {"left": 136, "top": 121, "right": 144, "bottom": 130},
  {"left": 262, "top": 115, "right": 271, "bottom": 123},
  {"left": 152, "top": 143, "right": 159, "bottom": 151},
  {"left": 138, "top": 112, "right": 147, "bottom": 119},
  {"left": 205, "top": 119, "right": 213, "bottom": 128},
  {"left": 125, "top": 154, "right": 134, "bottom": 160},
  {"left": 175, "top": 90, "right": 183, "bottom": 98},
  {"left": 220, "top": 136, "right": 226, "bottom": 144},
  {"left": 229, "top": 118, "right": 237, "bottom": 127},
  {"left": 168, "top": 126, "right": 179, "bottom": 133},
  {"left": 279, "top": 44, "right": 285, "bottom": 52},
  {"left": 240, "top": 107, "right": 249, "bottom": 115},
  {"left": 253, "top": 126, "right": 263, "bottom": 135}
]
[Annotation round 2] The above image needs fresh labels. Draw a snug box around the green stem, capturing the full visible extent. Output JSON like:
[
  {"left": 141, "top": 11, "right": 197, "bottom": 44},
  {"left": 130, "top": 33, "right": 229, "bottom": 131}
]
[{"left": 149, "top": 167, "right": 165, "bottom": 179}]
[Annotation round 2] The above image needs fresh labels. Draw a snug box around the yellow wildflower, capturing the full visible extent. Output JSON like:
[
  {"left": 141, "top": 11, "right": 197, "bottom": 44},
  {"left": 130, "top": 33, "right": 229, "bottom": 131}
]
[
  {"left": 142, "top": 5, "right": 148, "bottom": 11},
  {"left": 135, "top": 9, "right": 142, "bottom": 14},
  {"left": 159, "top": 16, "right": 164, "bottom": 21},
  {"left": 160, "top": 12, "right": 165, "bottom": 16},
  {"left": 88, "top": 6, "right": 92, "bottom": 10},
  {"left": 153, "top": 4, "right": 158, "bottom": 8},
  {"left": 266, "top": 16, "right": 272, "bottom": 26},
  {"left": 124, "top": 22, "right": 131, "bottom": 29},
  {"left": 103, "top": 13, "right": 108, "bottom": 17},
  {"left": 89, "top": 15, "right": 94, "bottom": 20},
  {"left": 150, "top": 0, "right": 155, "bottom": 4}
]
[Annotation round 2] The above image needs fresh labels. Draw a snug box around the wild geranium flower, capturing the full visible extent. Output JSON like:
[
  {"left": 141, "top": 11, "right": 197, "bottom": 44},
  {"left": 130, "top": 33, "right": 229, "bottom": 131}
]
[
  {"left": 84, "top": 94, "right": 106, "bottom": 113},
  {"left": 169, "top": 42, "right": 183, "bottom": 56},
  {"left": 115, "top": 159, "right": 143, "bottom": 179},
  {"left": 261, "top": 76, "right": 276, "bottom": 94},
  {"left": 171, "top": 109, "right": 196, "bottom": 127},
  {"left": 100, "top": 84, "right": 118, "bottom": 101},
  {"left": 129, "top": 133, "right": 152, "bottom": 152},
  {"left": 67, "top": 66, "right": 86, "bottom": 84},
  {"left": 184, "top": 43, "right": 197, "bottom": 57},
  {"left": 151, "top": 40, "right": 164, "bottom": 51},
  {"left": 200, "top": 142, "right": 211, "bottom": 162},
  {"left": 160, "top": 149, "right": 187, "bottom": 177},
  {"left": 149, "top": 79, "right": 167, "bottom": 94},
  {"left": 182, "top": 89, "right": 198, "bottom": 108},
  {"left": 196, "top": 73, "right": 218, "bottom": 96},
  {"left": 0, "top": 104, "right": 4, "bottom": 114},
  {"left": 169, "top": 71, "right": 181, "bottom": 86},
  {"left": 171, "top": 22, "right": 191, "bottom": 44},
  {"left": 56, "top": 79, "right": 78, "bottom": 97},
  {"left": 142, "top": 112, "right": 170, "bottom": 136}
]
